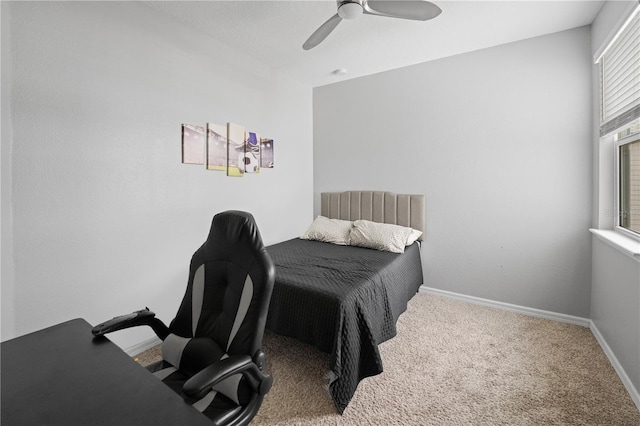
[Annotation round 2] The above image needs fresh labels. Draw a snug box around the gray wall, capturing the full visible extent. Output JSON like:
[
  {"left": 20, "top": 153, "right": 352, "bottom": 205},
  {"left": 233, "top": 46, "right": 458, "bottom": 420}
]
[
  {"left": 1, "top": 1, "right": 313, "bottom": 349},
  {"left": 314, "top": 26, "right": 593, "bottom": 317},
  {"left": 590, "top": 0, "right": 640, "bottom": 403},
  {"left": 591, "top": 239, "right": 640, "bottom": 394}
]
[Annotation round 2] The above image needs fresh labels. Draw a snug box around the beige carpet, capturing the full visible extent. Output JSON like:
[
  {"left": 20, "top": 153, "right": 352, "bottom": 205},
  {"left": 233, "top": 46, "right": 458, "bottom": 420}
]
[{"left": 136, "top": 294, "right": 640, "bottom": 425}]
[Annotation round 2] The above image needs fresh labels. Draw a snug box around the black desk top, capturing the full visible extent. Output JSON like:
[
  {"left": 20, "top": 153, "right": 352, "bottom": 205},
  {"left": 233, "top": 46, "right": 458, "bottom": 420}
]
[{"left": 1, "top": 318, "right": 211, "bottom": 426}]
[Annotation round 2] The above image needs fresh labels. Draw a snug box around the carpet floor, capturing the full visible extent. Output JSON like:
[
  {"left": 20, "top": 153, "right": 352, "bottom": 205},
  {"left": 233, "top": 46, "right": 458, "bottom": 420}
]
[{"left": 136, "top": 294, "right": 640, "bottom": 425}]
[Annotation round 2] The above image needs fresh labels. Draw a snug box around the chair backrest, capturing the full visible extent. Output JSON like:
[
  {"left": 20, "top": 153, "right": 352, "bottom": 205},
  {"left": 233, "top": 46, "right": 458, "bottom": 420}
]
[{"left": 167, "top": 211, "right": 275, "bottom": 364}]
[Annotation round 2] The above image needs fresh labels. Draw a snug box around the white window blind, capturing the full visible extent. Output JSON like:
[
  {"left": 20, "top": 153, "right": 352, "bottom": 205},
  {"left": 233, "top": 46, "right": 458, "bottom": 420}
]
[{"left": 598, "top": 6, "right": 640, "bottom": 133}]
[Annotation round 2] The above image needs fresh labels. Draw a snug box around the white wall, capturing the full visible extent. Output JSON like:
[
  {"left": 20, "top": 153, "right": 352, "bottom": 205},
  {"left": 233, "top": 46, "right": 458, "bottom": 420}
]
[
  {"left": 590, "top": 0, "right": 640, "bottom": 407},
  {"left": 1, "top": 1, "right": 313, "bottom": 349},
  {"left": 314, "top": 26, "right": 593, "bottom": 317},
  {"left": 591, "top": 239, "right": 640, "bottom": 396},
  {"left": 1, "top": 2, "right": 16, "bottom": 343}
]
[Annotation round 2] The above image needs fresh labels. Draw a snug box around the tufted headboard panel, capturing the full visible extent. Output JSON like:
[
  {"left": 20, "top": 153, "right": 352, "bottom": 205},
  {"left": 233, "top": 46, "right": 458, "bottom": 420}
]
[{"left": 320, "top": 191, "right": 425, "bottom": 241}]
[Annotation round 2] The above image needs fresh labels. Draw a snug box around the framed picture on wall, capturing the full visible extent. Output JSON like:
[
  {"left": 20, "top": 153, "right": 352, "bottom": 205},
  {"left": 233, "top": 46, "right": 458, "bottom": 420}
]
[
  {"left": 260, "top": 138, "right": 274, "bottom": 168},
  {"left": 181, "top": 124, "right": 205, "bottom": 165},
  {"left": 206, "top": 123, "right": 227, "bottom": 171},
  {"left": 242, "top": 132, "right": 261, "bottom": 173},
  {"left": 226, "top": 122, "right": 245, "bottom": 177}
]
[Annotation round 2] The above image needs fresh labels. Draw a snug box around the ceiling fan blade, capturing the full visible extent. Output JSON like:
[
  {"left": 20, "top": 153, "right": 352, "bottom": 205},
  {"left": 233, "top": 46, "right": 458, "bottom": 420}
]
[
  {"left": 364, "top": 0, "right": 441, "bottom": 21},
  {"left": 303, "top": 14, "right": 343, "bottom": 50}
]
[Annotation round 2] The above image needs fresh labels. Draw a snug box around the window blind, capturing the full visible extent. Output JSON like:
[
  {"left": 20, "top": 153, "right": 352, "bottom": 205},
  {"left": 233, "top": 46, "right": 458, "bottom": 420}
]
[{"left": 599, "top": 6, "right": 640, "bottom": 136}]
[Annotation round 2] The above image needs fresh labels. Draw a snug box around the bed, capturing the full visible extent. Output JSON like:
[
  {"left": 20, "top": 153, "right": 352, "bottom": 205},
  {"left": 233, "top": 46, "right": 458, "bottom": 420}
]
[{"left": 265, "top": 191, "right": 425, "bottom": 413}]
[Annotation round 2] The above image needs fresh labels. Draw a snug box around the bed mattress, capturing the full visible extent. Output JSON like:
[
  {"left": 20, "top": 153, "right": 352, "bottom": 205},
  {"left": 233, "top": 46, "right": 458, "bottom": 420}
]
[{"left": 265, "top": 238, "right": 423, "bottom": 413}]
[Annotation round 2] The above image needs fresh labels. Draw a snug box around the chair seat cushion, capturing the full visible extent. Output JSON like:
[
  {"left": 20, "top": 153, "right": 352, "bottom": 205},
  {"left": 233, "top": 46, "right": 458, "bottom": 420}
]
[
  {"left": 148, "top": 362, "right": 242, "bottom": 423},
  {"left": 148, "top": 335, "right": 251, "bottom": 420}
]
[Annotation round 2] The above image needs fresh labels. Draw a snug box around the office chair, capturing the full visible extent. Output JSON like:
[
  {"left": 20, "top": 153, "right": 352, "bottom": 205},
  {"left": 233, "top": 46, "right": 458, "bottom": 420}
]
[{"left": 92, "top": 210, "right": 275, "bottom": 426}]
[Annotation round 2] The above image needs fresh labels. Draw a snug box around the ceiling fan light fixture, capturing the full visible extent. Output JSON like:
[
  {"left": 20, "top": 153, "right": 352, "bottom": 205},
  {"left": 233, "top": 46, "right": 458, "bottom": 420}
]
[
  {"left": 338, "top": 2, "right": 363, "bottom": 20},
  {"left": 303, "top": 0, "right": 441, "bottom": 50}
]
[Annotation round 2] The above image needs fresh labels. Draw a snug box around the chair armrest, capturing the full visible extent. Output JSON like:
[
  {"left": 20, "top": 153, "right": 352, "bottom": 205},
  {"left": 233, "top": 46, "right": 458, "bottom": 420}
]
[
  {"left": 91, "top": 308, "right": 169, "bottom": 340},
  {"left": 183, "top": 355, "right": 273, "bottom": 400}
]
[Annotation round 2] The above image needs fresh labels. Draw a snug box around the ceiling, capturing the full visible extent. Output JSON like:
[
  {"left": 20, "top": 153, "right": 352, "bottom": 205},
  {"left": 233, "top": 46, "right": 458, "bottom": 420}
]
[{"left": 143, "top": 0, "right": 604, "bottom": 87}]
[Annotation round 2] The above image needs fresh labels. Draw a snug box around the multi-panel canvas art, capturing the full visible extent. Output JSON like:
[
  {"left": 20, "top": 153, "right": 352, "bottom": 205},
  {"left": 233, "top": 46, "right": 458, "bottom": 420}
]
[
  {"left": 226, "top": 122, "right": 245, "bottom": 177},
  {"left": 243, "top": 132, "right": 261, "bottom": 174},
  {"left": 182, "top": 122, "right": 274, "bottom": 177},
  {"left": 260, "top": 138, "right": 274, "bottom": 168},
  {"left": 181, "top": 124, "right": 205, "bottom": 165},
  {"left": 206, "top": 123, "right": 227, "bottom": 171}
]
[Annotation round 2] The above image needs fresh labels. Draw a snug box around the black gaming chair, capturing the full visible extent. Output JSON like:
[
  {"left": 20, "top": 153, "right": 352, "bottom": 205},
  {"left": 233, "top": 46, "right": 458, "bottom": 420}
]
[{"left": 92, "top": 211, "right": 275, "bottom": 426}]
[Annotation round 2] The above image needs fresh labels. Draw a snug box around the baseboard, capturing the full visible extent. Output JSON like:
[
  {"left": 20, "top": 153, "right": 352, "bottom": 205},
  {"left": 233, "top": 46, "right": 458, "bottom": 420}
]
[
  {"left": 419, "top": 286, "right": 591, "bottom": 327},
  {"left": 590, "top": 322, "right": 640, "bottom": 412},
  {"left": 124, "top": 336, "right": 162, "bottom": 357},
  {"left": 419, "top": 285, "right": 640, "bottom": 413}
]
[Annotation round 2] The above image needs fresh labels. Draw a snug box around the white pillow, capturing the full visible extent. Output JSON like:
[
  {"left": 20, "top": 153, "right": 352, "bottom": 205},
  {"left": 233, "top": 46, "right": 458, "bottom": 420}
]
[
  {"left": 406, "top": 228, "right": 423, "bottom": 245},
  {"left": 348, "top": 220, "right": 414, "bottom": 253},
  {"left": 300, "top": 216, "right": 353, "bottom": 245}
]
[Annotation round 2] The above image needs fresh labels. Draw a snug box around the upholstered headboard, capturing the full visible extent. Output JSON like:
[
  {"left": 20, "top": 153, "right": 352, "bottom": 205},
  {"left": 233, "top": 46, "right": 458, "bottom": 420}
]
[{"left": 320, "top": 191, "right": 425, "bottom": 241}]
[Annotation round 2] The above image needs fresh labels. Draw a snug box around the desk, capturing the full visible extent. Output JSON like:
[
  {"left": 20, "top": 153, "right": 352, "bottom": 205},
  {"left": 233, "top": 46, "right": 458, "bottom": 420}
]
[{"left": 1, "top": 318, "right": 211, "bottom": 426}]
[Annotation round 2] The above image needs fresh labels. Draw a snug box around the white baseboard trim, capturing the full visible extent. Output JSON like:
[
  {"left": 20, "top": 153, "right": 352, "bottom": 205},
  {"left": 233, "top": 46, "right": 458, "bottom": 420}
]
[
  {"left": 419, "top": 286, "right": 591, "bottom": 327},
  {"left": 419, "top": 285, "right": 640, "bottom": 413},
  {"left": 124, "top": 336, "right": 162, "bottom": 357},
  {"left": 590, "top": 322, "right": 640, "bottom": 412}
]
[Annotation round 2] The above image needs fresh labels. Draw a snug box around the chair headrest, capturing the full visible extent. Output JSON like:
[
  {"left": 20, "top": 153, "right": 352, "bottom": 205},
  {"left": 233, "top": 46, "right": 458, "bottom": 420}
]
[{"left": 201, "top": 211, "right": 267, "bottom": 264}]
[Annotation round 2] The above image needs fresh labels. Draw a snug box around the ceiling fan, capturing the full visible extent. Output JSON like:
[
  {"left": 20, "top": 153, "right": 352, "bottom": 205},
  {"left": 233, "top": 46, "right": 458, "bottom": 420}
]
[{"left": 303, "top": 0, "right": 442, "bottom": 50}]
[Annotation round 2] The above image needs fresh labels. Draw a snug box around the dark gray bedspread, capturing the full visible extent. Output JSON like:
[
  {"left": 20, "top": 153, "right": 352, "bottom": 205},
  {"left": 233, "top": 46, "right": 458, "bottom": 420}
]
[{"left": 265, "top": 238, "right": 423, "bottom": 413}]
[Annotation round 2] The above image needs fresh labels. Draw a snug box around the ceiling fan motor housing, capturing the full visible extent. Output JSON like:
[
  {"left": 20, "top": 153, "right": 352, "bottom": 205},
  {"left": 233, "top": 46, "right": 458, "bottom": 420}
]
[{"left": 338, "top": 0, "right": 364, "bottom": 19}]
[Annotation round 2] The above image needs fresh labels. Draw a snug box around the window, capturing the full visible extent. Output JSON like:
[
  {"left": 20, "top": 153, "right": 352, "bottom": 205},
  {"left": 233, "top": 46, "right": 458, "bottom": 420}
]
[
  {"left": 615, "top": 126, "right": 640, "bottom": 237},
  {"left": 597, "top": 6, "right": 640, "bottom": 136},
  {"left": 598, "top": 5, "right": 640, "bottom": 240}
]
